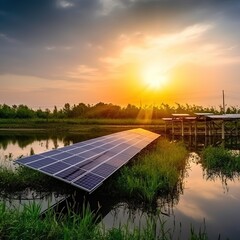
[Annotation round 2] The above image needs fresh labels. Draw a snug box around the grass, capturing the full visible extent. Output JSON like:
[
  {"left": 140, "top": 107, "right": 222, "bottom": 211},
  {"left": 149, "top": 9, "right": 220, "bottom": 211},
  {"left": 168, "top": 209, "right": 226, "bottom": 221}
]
[
  {"left": 0, "top": 201, "right": 208, "bottom": 240},
  {"left": 113, "top": 139, "right": 188, "bottom": 204},
  {"left": 0, "top": 165, "right": 71, "bottom": 193},
  {"left": 0, "top": 139, "right": 188, "bottom": 203},
  {"left": 0, "top": 201, "right": 99, "bottom": 240},
  {"left": 201, "top": 146, "right": 240, "bottom": 177},
  {"left": 0, "top": 118, "right": 165, "bottom": 130}
]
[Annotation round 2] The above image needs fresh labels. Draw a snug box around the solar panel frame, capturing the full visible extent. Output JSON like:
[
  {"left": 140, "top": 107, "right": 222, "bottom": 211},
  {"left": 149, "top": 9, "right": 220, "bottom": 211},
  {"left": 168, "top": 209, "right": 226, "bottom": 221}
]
[{"left": 16, "top": 128, "right": 160, "bottom": 193}]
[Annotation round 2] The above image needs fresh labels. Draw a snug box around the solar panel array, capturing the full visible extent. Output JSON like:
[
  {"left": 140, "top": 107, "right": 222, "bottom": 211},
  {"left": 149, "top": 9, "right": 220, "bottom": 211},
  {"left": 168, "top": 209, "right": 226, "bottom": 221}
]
[{"left": 16, "top": 128, "right": 160, "bottom": 193}]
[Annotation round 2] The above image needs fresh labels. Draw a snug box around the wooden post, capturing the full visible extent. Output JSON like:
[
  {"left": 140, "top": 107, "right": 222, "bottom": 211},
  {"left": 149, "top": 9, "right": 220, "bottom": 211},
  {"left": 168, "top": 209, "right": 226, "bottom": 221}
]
[
  {"left": 209, "top": 120, "right": 213, "bottom": 136},
  {"left": 172, "top": 120, "right": 174, "bottom": 135},
  {"left": 194, "top": 120, "right": 197, "bottom": 137},
  {"left": 221, "top": 120, "right": 225, "bottom": 140},
  {"left": 235, "top": 121, "right": 238, "bottom": 136},
  {"left": 181, "top": 119, "right": 184, "bottom": 137},
  {"left": 205, "top": 119, "right": 207, "bottom": 136}
]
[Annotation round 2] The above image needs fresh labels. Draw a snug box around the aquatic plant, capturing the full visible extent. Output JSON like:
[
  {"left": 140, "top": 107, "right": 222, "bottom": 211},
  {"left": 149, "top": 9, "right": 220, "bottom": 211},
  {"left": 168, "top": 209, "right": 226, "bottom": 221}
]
[
  {"left": 115, "top": 139, "right": 188, "bottom": 204},
  {"left": 0, "top": 201, "right": 209, "bottom": 240},
  {"left": 201, "top": 146, "right": 240, "bottom": 177},
  {"left": 0, "top": 165, "right": 69, "bottom": 193}
]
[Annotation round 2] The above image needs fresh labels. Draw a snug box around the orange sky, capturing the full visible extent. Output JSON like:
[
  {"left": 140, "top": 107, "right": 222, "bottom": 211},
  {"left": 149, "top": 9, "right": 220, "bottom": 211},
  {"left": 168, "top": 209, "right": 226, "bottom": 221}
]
[{"left": 1, "top": 0, "right": 240, "bottom": 109}]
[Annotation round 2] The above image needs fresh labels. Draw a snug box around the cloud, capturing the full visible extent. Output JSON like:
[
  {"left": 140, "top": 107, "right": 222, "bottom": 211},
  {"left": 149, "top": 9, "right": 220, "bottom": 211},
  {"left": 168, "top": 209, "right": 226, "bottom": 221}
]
[
  {"left": 0, "top": 0, "right": 240, "bottom": 99},
  {"left": 100, "top": 22, "right": 240, "bottom": 84},
  {"left": 57, "top": 0, "right": 74, "bottom": 8},
  {"left": 98, "top": 0, "right": 125, "bottom": 15},
  {"left": 66, "top": 65, "right": 100, "bottom": 81},
  {"left": 0, "top": 32, "right": 17, "bottom": 43},
  {"left": 100, "top": 24, "right": 213, "bottom": 75}
]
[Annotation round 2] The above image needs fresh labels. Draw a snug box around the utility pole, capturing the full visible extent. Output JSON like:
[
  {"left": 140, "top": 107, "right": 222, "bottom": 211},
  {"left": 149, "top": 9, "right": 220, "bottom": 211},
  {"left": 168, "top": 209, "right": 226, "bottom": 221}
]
[{"left": 222, "top": 90, "right": 225, "bottom": 114}]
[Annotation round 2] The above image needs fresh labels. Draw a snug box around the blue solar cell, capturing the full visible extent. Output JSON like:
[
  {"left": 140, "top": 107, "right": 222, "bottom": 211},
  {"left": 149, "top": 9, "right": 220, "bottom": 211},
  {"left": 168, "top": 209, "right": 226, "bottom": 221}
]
[
  {"left": 107, "top": 144, "right": 131, "bottom": 155},
  {"left": 121, "top": 147, "right": 141, "bottom": 157},
  {"left": 79, "top": 151, "right": 115, "bottom": 171},
  {"left": 106, "top": 153, "right": 132, "bottom": 167},
  {"left": 58, "top": 144, "right": 78, "bottom": 151},
  {"left": 88, "top": 147, "right": 107, "bottom": 155},
  {"left": 73, "top": 173, "right": 104, "bottom": 191},
  {"left": 67, "top": 148, "right": 88, "bottom": 155},
  {"left": 80, "top": 145, "right": 97, "bottom": 150},
  {"left": 38, "top": 149, "right": 62, "bottom": 157},
  {"left": 76, "top": 150, "right": 102, "bottom": 159},
  {"left": 92, "top": 163, "right": 117, "bottom": 178},
  {"left": 62, "top": 155, "right": 85, "bottom": 165},
  {"left": 28, "top": 157, "right": 58, "bottom": 168},
  {"left": 41, "top": 162, "right": 69, "bottom": 174},
  {"left": 55, "top": 167, "right": 86, "bottom": 181},
  {"left": 16, "top": 155, "right": 44, "bottom": 164},
  {"left": 50, "top": 152, "right": 73, "bottom": 160}
]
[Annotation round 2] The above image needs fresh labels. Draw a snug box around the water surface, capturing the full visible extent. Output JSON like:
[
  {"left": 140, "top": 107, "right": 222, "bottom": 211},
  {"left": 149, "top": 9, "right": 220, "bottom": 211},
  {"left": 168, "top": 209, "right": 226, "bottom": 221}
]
[{"left": 1, "top": 130, "right": 240, "bottom": 239}]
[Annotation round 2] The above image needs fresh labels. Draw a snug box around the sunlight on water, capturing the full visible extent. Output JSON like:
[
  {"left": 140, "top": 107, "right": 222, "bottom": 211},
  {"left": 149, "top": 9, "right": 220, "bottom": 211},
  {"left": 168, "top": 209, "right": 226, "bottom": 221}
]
[
  {"left": 0, "top": 137, "right": 72, "bottom": 169},
  {"left": 102, "top": 152, "right": 240, "bottom": 239},
  {"left": 1, "top": 132, "right": 240, "bottom": 239}
]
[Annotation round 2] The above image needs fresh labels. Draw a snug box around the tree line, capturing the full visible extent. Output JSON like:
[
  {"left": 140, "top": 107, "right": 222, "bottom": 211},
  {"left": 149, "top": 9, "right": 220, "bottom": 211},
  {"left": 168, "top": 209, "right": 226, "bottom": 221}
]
[{"left": 0, "top": 102, "right": 239, "bottom": 119}]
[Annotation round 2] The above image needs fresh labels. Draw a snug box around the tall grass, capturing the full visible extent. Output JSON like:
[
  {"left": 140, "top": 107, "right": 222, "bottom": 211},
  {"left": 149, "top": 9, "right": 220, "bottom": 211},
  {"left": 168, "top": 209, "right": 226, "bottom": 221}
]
[
  {"left": 0, "top": 201, "right": 98, "bottom": 240},
  {"left": 0, "top": 118, "right": 164, "bottom": 129},
  {"left": 0, "top": 165, "right": 69, "bottom": 193},
  {"left": 201, "top": 146, "right": 240, "bottom": 177},
  {"left": 115, "top": 140, "right": 188, "bottom": 203},
  {"left": 0, "top": 201, "right": 208, "bottom": 240}
]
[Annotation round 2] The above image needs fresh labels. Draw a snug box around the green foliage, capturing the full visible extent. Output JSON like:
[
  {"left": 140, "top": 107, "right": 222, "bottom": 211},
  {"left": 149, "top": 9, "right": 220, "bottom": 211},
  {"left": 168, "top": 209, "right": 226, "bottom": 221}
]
[
  {"left": 0, "top": 201, "right": 209, "bottom": 240},
  {"left": 0, "top": 102, "right": 224, "bottom": 120},
  {"left": 115, "top": 140, "right": 188, "bottom": 203},
  {"left": 0, "top": 166, "right": 65, "bottom": 193},
  {"left": 201, "top": 146, "right": 240, "bottom": 176},
  {"left": 0, "top": 201, "right": 98, "bottom": 240}
]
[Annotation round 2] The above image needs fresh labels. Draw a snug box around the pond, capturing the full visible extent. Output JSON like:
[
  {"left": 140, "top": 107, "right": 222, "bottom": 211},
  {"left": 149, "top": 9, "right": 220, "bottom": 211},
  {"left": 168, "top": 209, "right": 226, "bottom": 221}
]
[{"left": 1, "top": 129, "right": 240, "bottom": 239}]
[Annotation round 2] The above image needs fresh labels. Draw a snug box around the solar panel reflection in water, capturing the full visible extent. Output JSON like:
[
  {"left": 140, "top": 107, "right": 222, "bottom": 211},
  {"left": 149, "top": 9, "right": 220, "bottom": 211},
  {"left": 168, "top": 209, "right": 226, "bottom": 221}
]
[{"left": 16, "top": 128, "right": 159, "bottom": 193}]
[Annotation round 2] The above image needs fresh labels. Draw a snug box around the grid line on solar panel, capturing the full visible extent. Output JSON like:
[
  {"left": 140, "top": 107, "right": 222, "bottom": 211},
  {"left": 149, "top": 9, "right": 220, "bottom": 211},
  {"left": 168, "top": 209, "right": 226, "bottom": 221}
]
[
  {"left": 71, "top": 134, "right": 155, "bottom": 191},
  {"left": 37, "top": 134, "right": 136, "bottom": 171},
  {"left": 69, "top": 135, "right": 151, "bottom": 183},
  {"left": 52, "top": 133, "right": 147, "bottom": 179},
  {"left": 92, "top": 163, "right": 117, "bottom": 178},
  {"left": 16, "top": 128, "right": 160, "bottom": 193},
  {"left": 21, "top": 133, "right": 135, "bottom": 168},
  {"left": 72, "top": 173, "right": 104, "bottom": 191}
]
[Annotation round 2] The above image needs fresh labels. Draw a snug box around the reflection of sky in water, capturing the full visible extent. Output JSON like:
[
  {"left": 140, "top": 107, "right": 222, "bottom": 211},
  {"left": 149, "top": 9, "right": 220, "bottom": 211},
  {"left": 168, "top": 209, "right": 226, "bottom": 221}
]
[
  {"left": 172, "top": 160, "right": 240, "bottom": 239},
  {"left": 1, "top": 135, "right": 240, "bottom": 239},
  {"left": 0, "top": 138, "right": 72, "bottom": 169},
  {"left": 0, "top": 136, "right": 69, "bottom": 212},
  {"left": 102, "top": 153, "right": 240, "bottom": 239},
  {"left": 1, "top": 190, "right": 66, "bottom": 213}
]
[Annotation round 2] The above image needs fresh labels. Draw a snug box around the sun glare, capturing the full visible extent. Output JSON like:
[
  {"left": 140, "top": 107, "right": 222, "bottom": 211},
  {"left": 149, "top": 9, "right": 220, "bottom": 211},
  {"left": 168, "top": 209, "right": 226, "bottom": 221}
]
[{"left": 141, "top": 65, "right": 168, "bottom": 90}]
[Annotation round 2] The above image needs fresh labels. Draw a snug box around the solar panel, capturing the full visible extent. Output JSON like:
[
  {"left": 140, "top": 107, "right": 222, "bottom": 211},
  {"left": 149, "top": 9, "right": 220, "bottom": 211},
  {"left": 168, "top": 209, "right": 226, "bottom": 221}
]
[{"left": 16, "top": 128, "right": 160, "bottom": 193}]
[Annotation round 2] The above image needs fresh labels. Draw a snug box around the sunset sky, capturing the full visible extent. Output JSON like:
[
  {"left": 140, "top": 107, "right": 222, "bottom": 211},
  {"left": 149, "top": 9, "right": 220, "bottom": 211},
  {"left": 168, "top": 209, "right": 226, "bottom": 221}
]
[{"left": 1, "top": 0, "right": 240, "bottom": 109}]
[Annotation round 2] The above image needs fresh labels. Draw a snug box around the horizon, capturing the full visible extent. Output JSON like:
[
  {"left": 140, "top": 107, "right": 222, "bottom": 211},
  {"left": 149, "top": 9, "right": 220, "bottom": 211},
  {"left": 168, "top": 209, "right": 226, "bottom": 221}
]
[{"left": 1, "top": 0, "right": 240, "bottom": 108}]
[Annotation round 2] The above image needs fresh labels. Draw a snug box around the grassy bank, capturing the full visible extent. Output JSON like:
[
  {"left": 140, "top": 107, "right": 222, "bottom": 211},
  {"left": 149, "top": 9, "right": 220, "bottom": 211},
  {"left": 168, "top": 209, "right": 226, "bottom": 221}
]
[
  {"left": 0, "top": 166, "right": 71, "bottom": 193},
  {"left": 0, "top": 118, "right": 164, "bottom": 130},
  {"left": 113, "top": 139, "right": 188, "bottom": 204},
  {"left": 0, "top": 201, "right": 207, "bottom": 240},
  {"left": 201, "top": 146, "right": 240, "bottom": 177}
]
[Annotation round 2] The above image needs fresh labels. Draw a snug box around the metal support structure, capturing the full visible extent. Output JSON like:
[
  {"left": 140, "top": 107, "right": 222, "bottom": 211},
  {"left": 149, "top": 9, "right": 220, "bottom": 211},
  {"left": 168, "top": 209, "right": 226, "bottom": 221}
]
[{"left": 162, "top": 114, "right": 240, "bottom": 149}]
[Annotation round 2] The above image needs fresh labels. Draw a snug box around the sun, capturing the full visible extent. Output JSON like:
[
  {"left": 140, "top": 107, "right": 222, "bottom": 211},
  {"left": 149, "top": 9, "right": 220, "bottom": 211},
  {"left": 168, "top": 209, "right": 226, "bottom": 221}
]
[{"left": 141, "top": 65, "right": 168, "bottom": 90}]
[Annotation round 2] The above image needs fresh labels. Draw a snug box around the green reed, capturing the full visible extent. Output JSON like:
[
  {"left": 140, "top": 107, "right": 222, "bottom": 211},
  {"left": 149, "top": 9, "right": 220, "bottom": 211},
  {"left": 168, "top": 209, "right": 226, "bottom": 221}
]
[
  {"left": 115, "top": 139, "right": 188, "bottom": 203},
  {"left": 0, "top": 201, "right": 209, "bottom": 240},
  {"left": 201, "top": 146, "right": 240, "bottom": 177}
]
